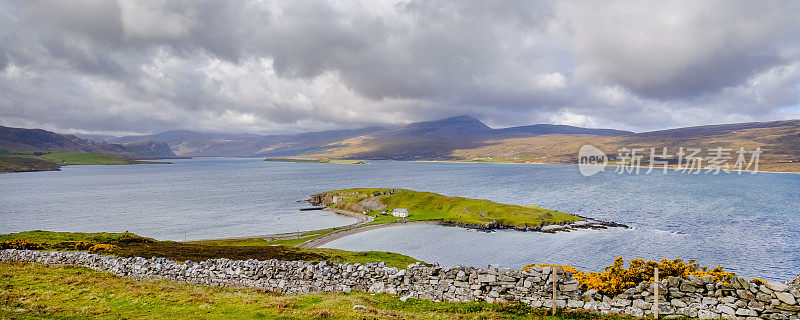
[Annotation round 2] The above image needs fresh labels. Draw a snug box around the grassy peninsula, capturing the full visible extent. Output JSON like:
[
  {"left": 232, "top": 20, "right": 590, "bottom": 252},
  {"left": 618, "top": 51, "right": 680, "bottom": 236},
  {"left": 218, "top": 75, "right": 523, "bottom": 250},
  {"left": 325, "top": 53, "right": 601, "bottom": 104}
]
[
  {"left": 0, "top": 151, "right": 170, "bottom": 173},
  {"left": 310, "top": 188, "right": 582, "bottom": 230}
]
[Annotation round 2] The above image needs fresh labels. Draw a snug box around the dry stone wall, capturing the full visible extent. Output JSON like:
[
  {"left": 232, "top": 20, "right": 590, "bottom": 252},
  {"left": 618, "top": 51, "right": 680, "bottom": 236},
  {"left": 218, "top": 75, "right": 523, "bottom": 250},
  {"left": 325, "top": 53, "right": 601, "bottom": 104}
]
[{"left": 2, "top": 249, "right": 799, "bottom": 320}]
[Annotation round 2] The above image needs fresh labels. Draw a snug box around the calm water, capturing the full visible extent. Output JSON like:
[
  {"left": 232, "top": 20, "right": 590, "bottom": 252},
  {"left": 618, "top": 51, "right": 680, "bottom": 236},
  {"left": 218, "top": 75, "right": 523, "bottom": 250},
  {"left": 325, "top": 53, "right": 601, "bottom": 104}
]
[{"left": 1, "top": 158, "right": 798, "bottom": 280}]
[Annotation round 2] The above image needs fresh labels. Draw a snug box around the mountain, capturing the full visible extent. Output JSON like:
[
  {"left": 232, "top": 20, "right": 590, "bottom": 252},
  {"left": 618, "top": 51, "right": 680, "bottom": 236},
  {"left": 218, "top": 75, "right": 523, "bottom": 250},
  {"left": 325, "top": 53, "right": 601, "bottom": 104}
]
[
  {"left": 119, "top": 139, "right": 180, "bottom": 158},
  {"left": 0, "top": 125, "right": 178, "bottom": 159},
  {"left": 94, "top": 116, "right": 634, "bottom": 159},
  {"left": 300, "top": 116, "right": 634, "bottom": 160},
  {"left": 443, "top": 119, "right": 800, "bottom": 172},
  {"left": 109, "top": 127, "right": 384, "bottom": 157},
  {"left": 10, "top": 116, "right": 798, "bottom": 173},
  {"left": 492, "top": 124, "right": 632, "bottom": 137}
]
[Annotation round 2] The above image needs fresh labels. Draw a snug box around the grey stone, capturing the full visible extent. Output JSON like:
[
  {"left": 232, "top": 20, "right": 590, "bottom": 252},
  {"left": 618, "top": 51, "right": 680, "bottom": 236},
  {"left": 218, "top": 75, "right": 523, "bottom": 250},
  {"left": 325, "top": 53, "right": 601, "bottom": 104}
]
[
  {"left": 633, "top": 299, "right": 651, "bottom": 310},
  {"left": 717, "top": 305, "right": 736, "bottom": 316},
  {"left": 671, "top": 299, "right": 688, "bottom": 308},
  {"left": 776, "top": 292, "right": 797, "bottom": 305},
  {"left": 736, "top": 308, "right": 758, "bottom": 316},
  {"left": 767, "top": 282, "right": 791, "bottom": 292},
  {"left": 698, "top": 309, "right": 719, "bottom": 319},
  {"left": 610, "top": 298, "right": 631, "bottom": 307}
]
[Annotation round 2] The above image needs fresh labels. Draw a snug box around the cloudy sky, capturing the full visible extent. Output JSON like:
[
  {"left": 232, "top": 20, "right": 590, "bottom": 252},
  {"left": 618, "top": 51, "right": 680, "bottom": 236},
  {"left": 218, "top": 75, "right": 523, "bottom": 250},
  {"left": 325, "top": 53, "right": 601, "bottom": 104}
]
[{"left": 1, "top": 0, "right": 799, "bottom": 135}]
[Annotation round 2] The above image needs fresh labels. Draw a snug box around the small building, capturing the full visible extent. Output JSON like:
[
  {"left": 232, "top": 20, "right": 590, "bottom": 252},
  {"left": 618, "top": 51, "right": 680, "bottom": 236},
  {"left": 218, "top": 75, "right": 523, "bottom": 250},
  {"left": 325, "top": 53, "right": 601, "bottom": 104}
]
[{"left": 391, "top": 208, "right": 409, "bottom": 218}]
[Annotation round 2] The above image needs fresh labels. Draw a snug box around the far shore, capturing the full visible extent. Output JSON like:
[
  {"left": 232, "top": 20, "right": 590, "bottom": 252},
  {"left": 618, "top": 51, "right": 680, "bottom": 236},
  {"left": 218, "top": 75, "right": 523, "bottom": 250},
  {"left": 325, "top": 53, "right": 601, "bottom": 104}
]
[{"left": 414, "top": 159, "right": 800, "bottom": 174}]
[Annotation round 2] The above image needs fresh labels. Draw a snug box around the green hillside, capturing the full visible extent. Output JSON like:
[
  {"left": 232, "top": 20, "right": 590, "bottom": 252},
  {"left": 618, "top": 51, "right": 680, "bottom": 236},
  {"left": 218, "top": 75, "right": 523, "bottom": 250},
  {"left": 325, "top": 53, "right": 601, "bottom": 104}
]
[{"left": 37, "top": 152, "right": 135, "bottom": 165}]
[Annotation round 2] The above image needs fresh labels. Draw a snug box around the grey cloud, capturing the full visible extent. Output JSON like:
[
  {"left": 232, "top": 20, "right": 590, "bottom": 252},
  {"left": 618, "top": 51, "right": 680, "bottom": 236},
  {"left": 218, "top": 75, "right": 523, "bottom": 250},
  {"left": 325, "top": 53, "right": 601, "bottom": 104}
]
[{"left": 0, "top": 0, "right": 799, "bottom": 134}]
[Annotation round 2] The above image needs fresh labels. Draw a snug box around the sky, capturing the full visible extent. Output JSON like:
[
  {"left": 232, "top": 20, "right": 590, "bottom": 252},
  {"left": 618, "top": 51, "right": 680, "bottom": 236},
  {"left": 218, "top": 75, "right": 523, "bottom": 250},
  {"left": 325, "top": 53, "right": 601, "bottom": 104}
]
[{"left": 1, "top": 0, "right": 800, "bottom": 135}]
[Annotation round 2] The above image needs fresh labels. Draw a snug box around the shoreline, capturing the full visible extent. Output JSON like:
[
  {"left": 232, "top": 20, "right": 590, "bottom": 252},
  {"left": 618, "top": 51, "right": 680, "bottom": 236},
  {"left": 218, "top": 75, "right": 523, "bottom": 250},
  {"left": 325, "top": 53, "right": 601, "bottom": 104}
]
[
  {"left": 222, "top": 205, "right": 629, "bottom": 248},
  {"left": 300, "top": 220, "right": 437, "bottom": 248},
  {"left": 414, "top": 160, "right": 800, "bottom": 174}
]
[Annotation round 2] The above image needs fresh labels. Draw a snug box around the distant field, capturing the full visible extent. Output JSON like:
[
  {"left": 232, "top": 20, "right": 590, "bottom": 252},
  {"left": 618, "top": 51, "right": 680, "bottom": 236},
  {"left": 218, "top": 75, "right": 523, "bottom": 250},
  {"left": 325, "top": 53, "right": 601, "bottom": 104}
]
[
  {"left": 315, "top": 188, "right": 582, "bottom": 229},
  {"left": 0, "top": 151, "right": 171, "bottom": 173},
  {"left": 37, "top": 152, "right": 137, "bottom": 165},
  {"left": 0, "top": 156, "right": 60, "bottom": 173}
]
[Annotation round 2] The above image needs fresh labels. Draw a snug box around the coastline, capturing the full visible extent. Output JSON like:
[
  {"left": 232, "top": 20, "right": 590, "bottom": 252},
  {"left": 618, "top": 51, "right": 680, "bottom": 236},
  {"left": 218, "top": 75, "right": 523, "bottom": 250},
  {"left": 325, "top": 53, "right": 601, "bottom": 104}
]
[
  {"left": 414, "top": 160, "right": 800, "bottom": 174},
  {"left": 234, "top": 204, "right": 628, "bottom": 248}
]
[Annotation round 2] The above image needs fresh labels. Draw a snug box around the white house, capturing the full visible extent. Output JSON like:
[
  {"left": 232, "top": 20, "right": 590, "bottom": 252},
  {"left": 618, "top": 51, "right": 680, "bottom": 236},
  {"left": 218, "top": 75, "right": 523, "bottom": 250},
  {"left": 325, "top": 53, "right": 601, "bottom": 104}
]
[{"left": 391, "top": 208, "right": 409, "bottom": 218}]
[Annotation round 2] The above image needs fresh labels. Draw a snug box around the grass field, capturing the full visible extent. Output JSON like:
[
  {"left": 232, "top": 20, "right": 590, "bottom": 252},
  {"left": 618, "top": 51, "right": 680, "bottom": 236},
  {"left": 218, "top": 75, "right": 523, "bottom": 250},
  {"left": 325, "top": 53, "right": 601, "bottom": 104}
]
[
  {"left": 0, "top": 156, "right": 60, "bottom": 173},
  {"left": 0, "top": 231, "right": 420, "bottom": 269},
  {"left": 0, "top": 151, "right": 163, "bottom": 173},
  {"left": 0, "top": 262, "right": 646, "bottom": 320},
  {"left": 37, "top": 152, "right": 138, "bottom": 165},
  {"left": 317, "top": 188, "right": 582, "bottom": 229}
]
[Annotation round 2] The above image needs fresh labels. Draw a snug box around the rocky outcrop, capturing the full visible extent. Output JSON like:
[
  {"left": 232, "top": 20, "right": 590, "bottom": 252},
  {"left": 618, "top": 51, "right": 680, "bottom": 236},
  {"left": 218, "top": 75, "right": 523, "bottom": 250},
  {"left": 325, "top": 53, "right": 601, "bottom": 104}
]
[
  {"left": 308, "top": 189, "right": 397, "bottom": 213},
  {"left": 3, "top": 249, "right": 798, "bottom": 320}
]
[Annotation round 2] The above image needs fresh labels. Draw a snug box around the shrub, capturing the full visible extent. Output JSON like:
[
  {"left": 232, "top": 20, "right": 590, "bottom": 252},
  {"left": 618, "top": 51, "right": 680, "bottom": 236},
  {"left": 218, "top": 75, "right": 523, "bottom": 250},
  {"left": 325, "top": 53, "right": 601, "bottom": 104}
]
[
  {"left": 0, "top": 239, "right": 47, "bottom": 250},
  {"left": 520, "top": 257, "right": 737, "bottom": 296},
  {"left": 73, "top": 241, "right": 94, "bottom": 250},
  {"left": 117, "top": 233, "right": 153, "bottom": 244},
  {"left": 88, "top": 244, "right": 116, "bottom": 253},
  {"left": 750, "top": 278, "right": 765, "bottom": 286}
]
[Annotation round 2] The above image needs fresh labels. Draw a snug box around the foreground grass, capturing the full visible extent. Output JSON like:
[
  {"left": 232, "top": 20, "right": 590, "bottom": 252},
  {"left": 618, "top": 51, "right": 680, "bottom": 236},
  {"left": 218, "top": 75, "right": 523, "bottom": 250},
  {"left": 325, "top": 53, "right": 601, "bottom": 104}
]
[
  {"left": 0, "top": 262, "right": 646, "bottom": 320},
  {"left": 0, "top": 231, "right": 420, "bottom": 269},
  {"left": 317, "top": 188, "right": 582, "bottom": 228}
]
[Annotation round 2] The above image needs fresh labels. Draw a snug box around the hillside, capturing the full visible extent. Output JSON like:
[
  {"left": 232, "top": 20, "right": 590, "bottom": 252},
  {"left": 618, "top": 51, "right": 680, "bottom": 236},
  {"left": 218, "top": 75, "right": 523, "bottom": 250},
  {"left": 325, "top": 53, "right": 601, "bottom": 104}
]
[
  {"left": 97, "top": 116, "right": 632, "bottom": 158},
  {"left": 0, "top": 156, "right": 61, "bottom": 173},
  {"left": 298, "top": 117, "right": 800, "bottom": 172},
  {"left": 309, "top": 188, "right": 583, "bottom": 230},
  {"left": 447, "top": 120, "right": 800, "bottom": 172},
  {"left": 10, "top": 117, "right": 800, "bottom": 172},
  {"left": 0, "top": 125, "right": 178, "bottom": 159},
  {"left": 107, "top": 127, "right": 384, "bottom": 157}
]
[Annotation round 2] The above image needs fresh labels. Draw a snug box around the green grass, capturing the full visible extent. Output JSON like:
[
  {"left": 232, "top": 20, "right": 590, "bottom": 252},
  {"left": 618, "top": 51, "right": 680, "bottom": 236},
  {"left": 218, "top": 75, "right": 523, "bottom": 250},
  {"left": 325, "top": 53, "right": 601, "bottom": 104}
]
[
  {"left": 0, "top": 262, "right": 647, "bottom": 320},
  {"left": 0, "top": 230, "right": 139, "bottom": 245},
  {"left": 1, "top": 231, "right": 420, "bottom": 269},
  {"left": 37, "top": 152, "right": 136, "bottom": 165},
  {"left": 0, "top": 156, "right": 60, "bottom": 173},
  {"left": 319, "top": 188, "right": 582, "bottom": 229}
]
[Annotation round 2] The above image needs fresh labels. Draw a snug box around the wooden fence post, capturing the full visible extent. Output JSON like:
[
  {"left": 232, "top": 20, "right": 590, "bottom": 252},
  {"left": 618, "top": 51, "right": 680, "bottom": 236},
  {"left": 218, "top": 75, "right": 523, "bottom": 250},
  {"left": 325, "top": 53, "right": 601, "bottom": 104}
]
[
  {"left": 552, "top": 267, "right": 558, "bottom": 316},
  {"left": 653, "top": 267, "right": 659, "bottom": 319}
]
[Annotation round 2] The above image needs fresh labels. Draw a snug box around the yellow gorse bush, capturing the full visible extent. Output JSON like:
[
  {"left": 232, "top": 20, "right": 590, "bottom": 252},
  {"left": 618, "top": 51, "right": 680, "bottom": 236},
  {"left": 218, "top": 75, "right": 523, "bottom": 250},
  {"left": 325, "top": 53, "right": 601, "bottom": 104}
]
[
  {"left": 0, "top": 239, "right": 46, "bottom": 250},
  {"left": 750, "top": 278, "right": 765, "bottom": 286},
  {"left": 520, "top": 257, "right": 737, "bottom": 295},
  {"left": 88, "top": 244, "right": 116, "bottom": 253}
]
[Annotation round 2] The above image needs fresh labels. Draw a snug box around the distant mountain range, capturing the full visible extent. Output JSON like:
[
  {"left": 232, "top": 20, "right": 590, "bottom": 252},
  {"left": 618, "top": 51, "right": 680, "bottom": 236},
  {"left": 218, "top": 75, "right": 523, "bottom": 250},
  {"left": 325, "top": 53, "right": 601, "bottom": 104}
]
[
  {"left": 0, "top": 125, "right": 178, "bottom": 159},
  {"left": 88, "top": 116, "right": 632, "bottom": 159},
  {"left": 3, "top": 116, "right": 799, "bottom": 172}
]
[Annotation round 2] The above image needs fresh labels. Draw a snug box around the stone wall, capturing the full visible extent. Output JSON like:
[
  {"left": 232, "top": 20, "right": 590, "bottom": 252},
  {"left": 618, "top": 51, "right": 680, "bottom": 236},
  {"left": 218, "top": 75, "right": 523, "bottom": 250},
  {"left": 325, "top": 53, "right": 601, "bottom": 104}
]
[{"left": 2, "top": 249, "right": 799, "bottom": 320}]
